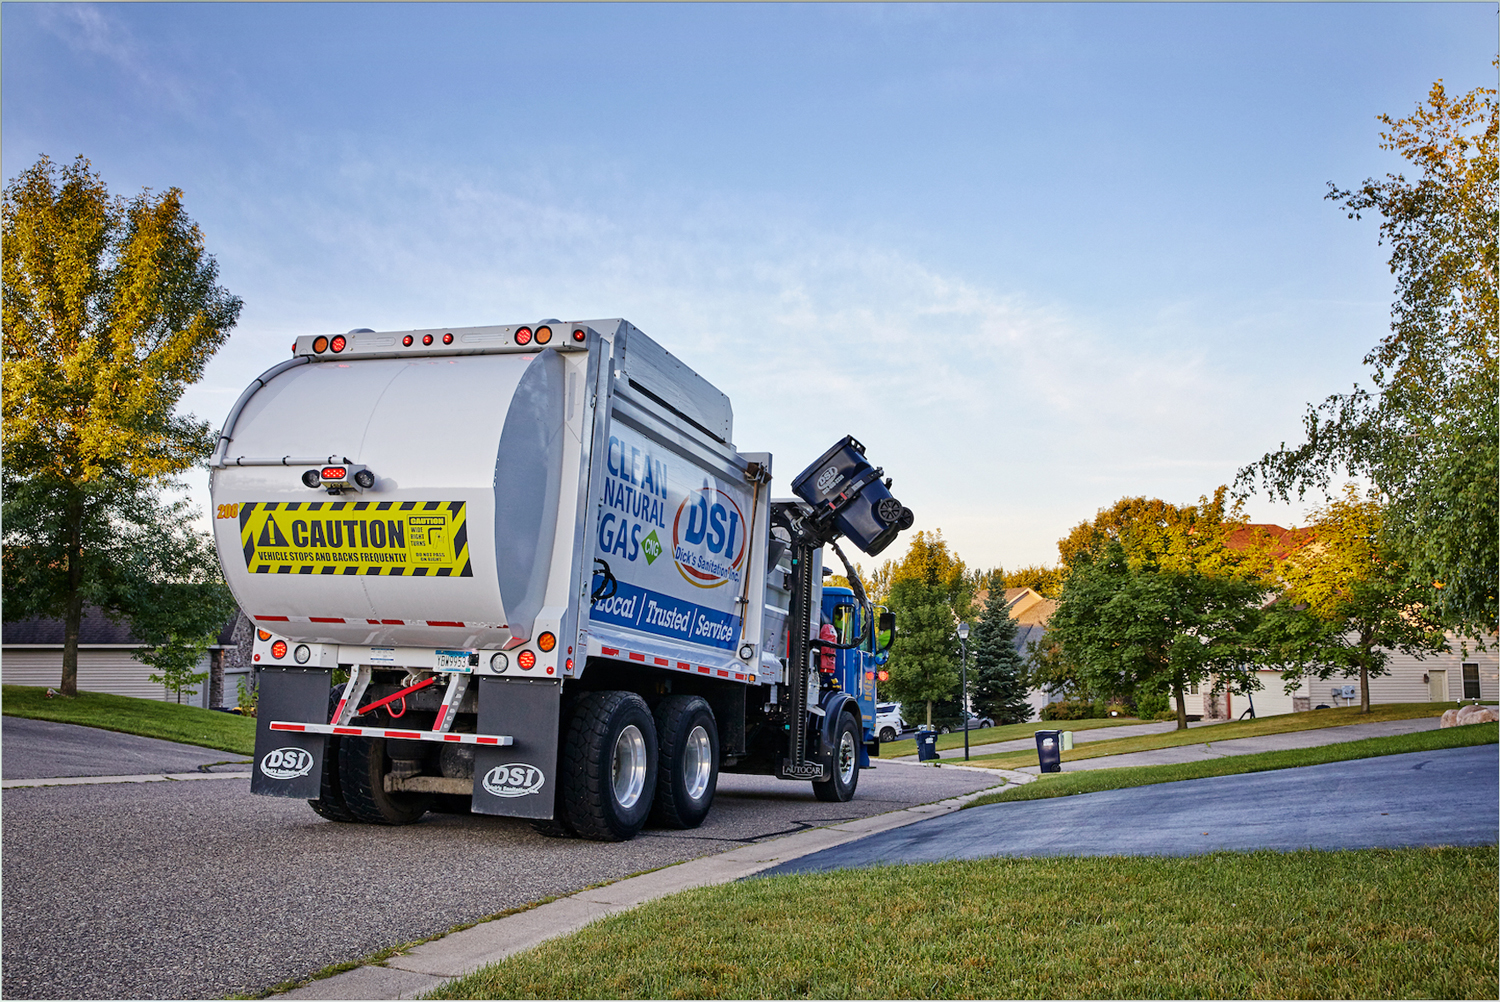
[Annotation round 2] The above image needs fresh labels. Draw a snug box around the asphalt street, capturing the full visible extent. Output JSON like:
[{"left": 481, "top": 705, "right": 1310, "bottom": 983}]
[
  {"left": 0, "top": 721, "right": 1000, "bottom": 1000},
  {"left": 759, "top": 744, "right": 1499, "bottom": 876}
]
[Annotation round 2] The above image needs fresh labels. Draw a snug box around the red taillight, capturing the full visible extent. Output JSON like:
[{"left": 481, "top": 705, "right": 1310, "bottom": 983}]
[
  {"left": 403, "top": 335, "right": 414, "bottom": 347},
  {"left": 877, "top": 670, "right": 889, "bottom": 682},
  {"left": 535, "top": 325, "right": 552, "bottom": 345},
  {"left": 518, "top": 650, "right": 536, "bottom": 670},
  {"left": 442, "top": 332, "right": 454, "bottom": 345},
  {"left": 312, "top": 336, "right": 329, "bottom": 353},
  {"left": 321, "top": 466, "right": 347, "bottom": 480},
  {"left": 330, "top": 335, "right": 347, "bottom": 353},
  {"left": 572, "top": 328, "right": 586, "bottom": 342},
  {"left": 422, "top": 333, "right": 434, "bottom": 346},
  {"left": 537, "top": 632, "right": 557, "bottom": 653},
  {"left": 271, "top": 640, "right": 288, "bottom": 659},
  {"left": 515, "top": 327, "right": 532, "bottom": 346}
]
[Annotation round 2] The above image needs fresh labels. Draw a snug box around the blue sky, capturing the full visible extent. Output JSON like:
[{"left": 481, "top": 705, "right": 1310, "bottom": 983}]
[{"left": 4, "top": 3, "right": 1494, "bottom": 574}]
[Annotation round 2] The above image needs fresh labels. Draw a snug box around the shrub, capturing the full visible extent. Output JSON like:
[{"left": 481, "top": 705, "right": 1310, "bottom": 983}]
[{"left": 1041, "top": 698, "right": 1101, "bottom": 720}]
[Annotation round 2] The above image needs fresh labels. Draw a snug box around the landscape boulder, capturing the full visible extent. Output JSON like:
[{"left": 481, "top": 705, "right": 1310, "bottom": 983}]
[{"left": 1440, "top": 705, "right": 1499, "bottom": 727}]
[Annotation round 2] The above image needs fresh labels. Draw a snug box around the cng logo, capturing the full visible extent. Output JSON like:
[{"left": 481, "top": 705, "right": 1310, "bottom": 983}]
[
  {"left": 259, "top": 747, "right": 315, "bottom": 780},
  {"left": 482, "top": 763, "right": 545, "bottom": 798},
  {"left": 641, "top": 529, "right": 662, "bottom": 565}
]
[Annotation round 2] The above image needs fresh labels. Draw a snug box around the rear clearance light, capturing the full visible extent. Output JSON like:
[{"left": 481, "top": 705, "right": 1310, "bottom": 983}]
[
  {"left": 537, "top": 632, "right": 557, "bottom": 653},
  {"left": 515, "top": 327, "right": 532, "bottom": 346},
  {"left": 422, "top": 334, "right": 434, "bottom": 346},
  {"left": 312, "top": 336, "right": 329, "bottom": 353},
  {"left": 572, "top": 328, "right": 586, "bottom": 343},
  {"left": 330, "top": 335, "right": 347, "bottom": 353},
  {"left": 271, "top": 640, "right": 288, "bottom": 659},
  {"left": 403, "top": 335, "right": 414, "bottom": 347},
  {"left": 517, "top": 650, "right": 536, "bottom": 670},
  {"left": 321, "top": 466, "right": 347, "bottom": 481},
  {"left": 535, "top": 325, "right": 552, "bottom": 345},
  {"left": 442, "top": 332, "right": 454, "bottom": 345},
  {"left": 566, "top": 658, "right": 574, "bottom": 671}
]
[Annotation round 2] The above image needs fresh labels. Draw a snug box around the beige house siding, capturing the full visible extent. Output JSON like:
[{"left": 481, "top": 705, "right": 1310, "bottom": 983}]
[{"left": 2, "top": 648, "right": 208, "bottom": 705}]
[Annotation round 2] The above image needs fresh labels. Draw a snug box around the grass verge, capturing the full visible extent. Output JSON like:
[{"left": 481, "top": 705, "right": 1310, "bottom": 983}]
[
  {"left": 1, "top": 684, "right": 256, "bottom": 755},
  {"left": 963, "top": 722, "right": 1498, "bottom": 809},
  {"left": 425, "top": 847, "right": 1497, "bottom": 999},
  {"left": 966, "top": 701, "right": 1457, "bottom": 770},
  {"left": 879, "top": 715, "right": 1144, "bottom": 757}
]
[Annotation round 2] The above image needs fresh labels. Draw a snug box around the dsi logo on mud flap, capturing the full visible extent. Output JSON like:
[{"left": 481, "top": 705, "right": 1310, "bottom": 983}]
[
  {"left": 482, "top": 763, "right": 545, "bottom": 798},
  {"left": 259, "top": 747, "right": 315, "bottom": 780}
]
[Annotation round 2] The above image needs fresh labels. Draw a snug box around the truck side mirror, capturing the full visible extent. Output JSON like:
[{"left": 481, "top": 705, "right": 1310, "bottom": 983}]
[{"left": 876, "top": 610, "right": 896, "bottom": 653}]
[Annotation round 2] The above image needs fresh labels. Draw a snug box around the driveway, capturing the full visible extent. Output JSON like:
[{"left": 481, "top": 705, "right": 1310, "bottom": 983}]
[
  {"left": 0, "top": 719, "right": 1000, "bottom": 999},
  {"left": 1, "top": 717, "right": 251, "bottom": 779},
  {"left": 760, "top": 744, "right": 1498, "bottom": 875}
]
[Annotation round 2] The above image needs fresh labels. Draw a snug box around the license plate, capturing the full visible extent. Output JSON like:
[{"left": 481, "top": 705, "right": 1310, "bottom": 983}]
[{"left": 435, "top": 649, "right": 473, "bottom": 672}]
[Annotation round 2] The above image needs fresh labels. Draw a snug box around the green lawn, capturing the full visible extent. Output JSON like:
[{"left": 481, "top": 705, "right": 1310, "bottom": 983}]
[
  {"left": 964, "top": 722, "right": 1499, "bottom": 809},
  {"left": 879, "top": 715, "right": 1145, "bottom": 757},
  {"left": 1, "top": 684, "right": 257, "bottom": 755},
  {"left": 426, "top": 847, "right": 1498, "bottom": 1000},
  {"left": 966, "top": 701, "right": 1457, "bottom": 771}
]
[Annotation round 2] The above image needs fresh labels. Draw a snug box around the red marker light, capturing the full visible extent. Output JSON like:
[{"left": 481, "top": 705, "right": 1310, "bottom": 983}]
[
  {"left": 535, "top": 325, "right": 552, "bottom": 345},
  {"left": 330, "top": 335, "right": 347, "bottom": 353},
  {"left": 546, "top": 665, "right": 555, "bottom": 675},
  {"left": 271, "top": 640, "right": 288, "bottom": 659},
  {"left": 321, "top": 467, "right": 347, "bottom": 480},
  {"left": 422, "top": 334, "right": 434, "bottom": 346},
  {"left": 312, "top": 336, "right": 329, "bottom": 353},
  {"left": 515, "top": 327, "right": 532, "bottom": 346},
  {"left": 572, "top": 329, "right": 586, "bottom": 342},
  {"left": 442, "top": 332, "right": 454, "bottom": 345},
  {"left": 877, "top": 670, "right": 889, "bottom": 682},
  {"left": 566, "top": 658, "right": 574, "bottom": 671},
  {"left": 518, "top": 650, "right": 536, "bottom": 670},
  {"left": 402, "top": 335, "right": 414, "bottom": 347}
]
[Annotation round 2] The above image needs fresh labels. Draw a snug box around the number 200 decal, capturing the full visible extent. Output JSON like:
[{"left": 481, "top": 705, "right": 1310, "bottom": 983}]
[
  {"left": 259, "top": 747, "right": 315, "bottom": 780},
  {"left": 482, "top": 763, "right": 545, "bottom": 798}
]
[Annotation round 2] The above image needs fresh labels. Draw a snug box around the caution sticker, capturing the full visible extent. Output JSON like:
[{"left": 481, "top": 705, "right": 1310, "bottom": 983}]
[{"left": 238, "top": 501, "right": 472, "bottom": 577}]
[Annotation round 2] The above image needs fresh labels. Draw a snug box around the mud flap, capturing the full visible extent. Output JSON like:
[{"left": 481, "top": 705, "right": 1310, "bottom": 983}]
[
  {"left": 470, "top": 677, "right": 561, "bottom": 819},
  {"left": 251, "top": 668, "right": 332, "bottom": 798}
]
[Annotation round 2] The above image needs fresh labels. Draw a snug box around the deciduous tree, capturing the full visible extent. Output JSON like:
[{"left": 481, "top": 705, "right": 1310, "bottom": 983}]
[
  {"left": 2, "top": 155, "right": 241, "bottom": 695},
  {"left": 1239, "top": 79, "right": 1497, "bottom": 636}
]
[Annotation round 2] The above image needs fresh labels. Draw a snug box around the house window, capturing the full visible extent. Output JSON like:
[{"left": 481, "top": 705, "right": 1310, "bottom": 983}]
[
  {"left": 1189, "top": 681, "right": 1199, "bottom": 695},
  {"left": 1463, "top": 664, "right": 1480, "bottom": 700}
]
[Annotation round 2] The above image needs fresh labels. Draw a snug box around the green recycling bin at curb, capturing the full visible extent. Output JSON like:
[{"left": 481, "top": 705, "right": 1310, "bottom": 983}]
[
  {"left": 1034, "top": 730, "right": 1073, "bottom": 772},
  {"left": 916, "top": 730, "right": 939, "bottom": 761}
]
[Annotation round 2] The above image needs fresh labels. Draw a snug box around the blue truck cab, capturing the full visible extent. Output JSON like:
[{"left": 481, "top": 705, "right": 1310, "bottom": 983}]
[{"left": 821, "top": 585, "right": 888, "bottom": 766}]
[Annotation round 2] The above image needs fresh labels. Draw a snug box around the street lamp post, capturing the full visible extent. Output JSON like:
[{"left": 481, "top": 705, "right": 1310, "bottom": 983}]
[{"left": 957, "top": 621, "right": 970, "bottom": 761}]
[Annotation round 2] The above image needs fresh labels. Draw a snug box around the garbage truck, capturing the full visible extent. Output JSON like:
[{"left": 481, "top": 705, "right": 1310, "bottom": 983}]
[{"left": 210, "top": 318, "right": 913, "bottom": 840}]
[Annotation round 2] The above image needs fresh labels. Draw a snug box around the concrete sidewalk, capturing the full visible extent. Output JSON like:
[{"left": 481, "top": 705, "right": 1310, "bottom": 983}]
[
  {"left": 892, "top": 717, "right": 1226, "bottom": 761},
  {"left": 1014, "top": 716, "right": 1442, "bottom": 773},
  {"left": 273, "top": 763, "right": 1026, "bottom": 1000}
]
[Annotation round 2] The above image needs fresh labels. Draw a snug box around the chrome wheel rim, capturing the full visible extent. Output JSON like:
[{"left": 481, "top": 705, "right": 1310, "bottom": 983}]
[
  {"left": 612, "top": 724, "right": 647, "bottom": 810},
  {"left": 837, "top": 727, "right": 857, "bottom": 785},
  {"left": 683, "top": 724, "right": 712, "bottom": 801}
]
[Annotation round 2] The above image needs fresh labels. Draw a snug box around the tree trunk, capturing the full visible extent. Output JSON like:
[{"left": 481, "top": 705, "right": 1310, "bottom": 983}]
[
  {"left": 1174, "top": 682, "right": 1188, "bottom": 731},
  {"left": 925, "top": 701, "right": 932, "bottom": 728},
  {"left": 1359, "top": 661, "right": 1370, "bottom": 713},
  {"left": 61, "top": 497, "right": 85, "bottom": 697}
]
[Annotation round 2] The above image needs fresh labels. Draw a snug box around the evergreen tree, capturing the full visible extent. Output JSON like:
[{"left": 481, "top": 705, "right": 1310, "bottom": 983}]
[
  {"left": 881, "top": 530, "right": 971, "bottom": 728},
  {"left": 969, "top": 587, "right": 1032, "bottom": 724}
]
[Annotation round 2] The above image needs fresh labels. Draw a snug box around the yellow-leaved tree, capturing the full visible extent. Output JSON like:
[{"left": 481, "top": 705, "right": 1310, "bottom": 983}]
[{"left": 2, "top": 155, "right": 242, "bottom": 696}]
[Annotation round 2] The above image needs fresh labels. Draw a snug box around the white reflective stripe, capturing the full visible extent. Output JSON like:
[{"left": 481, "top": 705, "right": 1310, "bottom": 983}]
[{"left": 269, "top": 721, "right": 513, "bottom": 746}]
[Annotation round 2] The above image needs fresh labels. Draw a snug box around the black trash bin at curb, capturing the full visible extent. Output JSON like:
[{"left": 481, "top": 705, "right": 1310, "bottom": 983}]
[
  {"left": 916, "top": 731, "right": 939, "bottom": 762},
  {"left": 1035, "top": 729, "right": 1061, "bottom": 773}
]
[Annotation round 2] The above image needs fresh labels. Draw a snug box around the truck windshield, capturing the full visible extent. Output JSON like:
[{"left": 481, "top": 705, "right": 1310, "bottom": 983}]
[{"left": 832, "top": 604, "right": 858, "bottom": 645}]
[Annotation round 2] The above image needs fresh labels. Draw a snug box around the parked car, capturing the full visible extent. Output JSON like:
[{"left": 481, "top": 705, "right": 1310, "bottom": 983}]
[
  {"left": 875, "top": 702, "right": 907, "bottom": 743},
  {"left": 936, "top": 712, "right": 994, "bottom": 734}
]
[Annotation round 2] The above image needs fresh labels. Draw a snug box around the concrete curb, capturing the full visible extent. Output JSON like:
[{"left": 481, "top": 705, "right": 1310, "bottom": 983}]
[
  {"left": 1, "top": 771, "right": 251, "bottom": 789},
  {"left": 272, "top": 781, "right": 1010, "bottom": 1000}
]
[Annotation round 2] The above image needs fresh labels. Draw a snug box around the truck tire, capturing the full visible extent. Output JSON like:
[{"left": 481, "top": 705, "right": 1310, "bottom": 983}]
[
  {"left": 338, "top": 735, "right": 432, "bottom": 825},
  {"left": 813, "top": 711, "right": 860, "bottom": 802},
  {"left": 649, "top": 695, "right": 719, "bottom": 829},
  {"left": 309, "top": 688, "right": 357, "bottom": 823},
  {"left": 878, "top": 726, "right": 898, "bottom": 744},
  {"left": 559, "top": 691, "right": 657, "bottom": 841}
]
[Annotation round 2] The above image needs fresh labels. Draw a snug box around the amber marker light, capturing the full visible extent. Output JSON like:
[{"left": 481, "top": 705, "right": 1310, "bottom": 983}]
[
  {"left": 537, "top": 632, "right": 557, "bottom": 653},
  {"left": 257, "top": 629, "right": 272, "bottom": 641},
  {"left": 535, "top": 325, "right": 552, "bottom": 345},
  {"left": 312, "top": 336, "right": 329, "bottom": 353}
]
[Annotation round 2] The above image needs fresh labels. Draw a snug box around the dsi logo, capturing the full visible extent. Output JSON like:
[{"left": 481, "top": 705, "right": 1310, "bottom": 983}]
[
  {"left": 482, "top": 763, "right": 546, "bottom": 798},
  {"left": 671, "top": 486, "right": 747, "bottom": 589},
  {"left": 815, "top": 465, "right": 844, "bottom": 494},
  {"left": 259, "top": 747, "right": 315, "bottom": 780}
]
